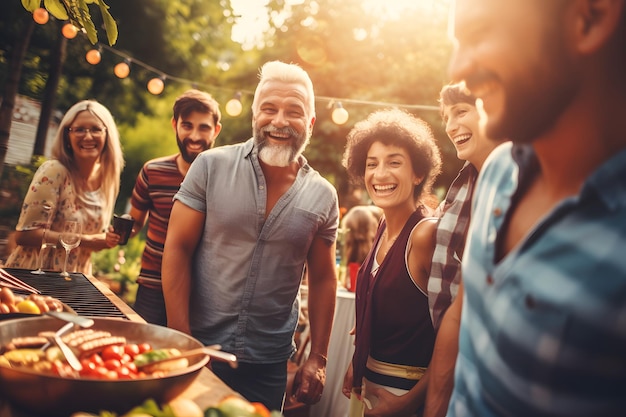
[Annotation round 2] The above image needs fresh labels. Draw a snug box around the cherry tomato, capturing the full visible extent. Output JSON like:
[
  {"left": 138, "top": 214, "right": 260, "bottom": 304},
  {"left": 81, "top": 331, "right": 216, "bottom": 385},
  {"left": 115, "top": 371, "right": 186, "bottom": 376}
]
[
  {"left": 104, "top": 370, "right": 118, "bottom": 380},
  {"left": 116, "top": 366, "right": 132, "bottom": 379},
  {"left": 93, "top": 366, "right": 110, "bottom": 379},
  {"left": 137, "top": 343, "right": 152, "bottom": 354},
  {"left": 125, "top": 362, "right": 138, "bottom": 373},
  {"left": 101, "top": 345, "right": 124, "bottom": 361},
  {"left": 86, "top": 353, "right": 104, "bottom": 365},
  {"left": 79, "top": 361, "right": 98, "bottom": 377},
  {"left": 251, "top": 403, "right": 271, "bottom": 417},
  {"left": 104, "top": 359, "right": 122, "bottom": 371},
  {"left": 123, "top": 343, "right": 140, "bottom": 357},
  {"left": 120, "top": 353, "right": 132, "bottom": 364}
]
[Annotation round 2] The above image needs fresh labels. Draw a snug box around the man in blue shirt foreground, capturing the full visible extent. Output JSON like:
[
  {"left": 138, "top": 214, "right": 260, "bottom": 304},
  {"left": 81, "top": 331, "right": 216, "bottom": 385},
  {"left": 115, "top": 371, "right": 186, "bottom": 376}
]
[
  {"left": 426, "top": 0, "right": 626, "bottom": 416},
  {"left": 162, "top": 61, "right": 339, "bottom": 411}
]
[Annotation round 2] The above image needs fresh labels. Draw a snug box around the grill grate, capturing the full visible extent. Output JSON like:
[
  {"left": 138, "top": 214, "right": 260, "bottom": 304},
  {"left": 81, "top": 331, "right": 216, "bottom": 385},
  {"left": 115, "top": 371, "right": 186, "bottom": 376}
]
[{"left": 3, "top": 268, "right": 128, "bottom": 319}]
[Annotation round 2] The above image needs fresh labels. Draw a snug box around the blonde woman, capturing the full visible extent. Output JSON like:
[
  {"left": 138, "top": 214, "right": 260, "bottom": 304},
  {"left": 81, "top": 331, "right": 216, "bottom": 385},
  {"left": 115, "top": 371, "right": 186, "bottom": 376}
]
[{"left": 6, "top": 100, "right": 124, "bottom": 275}]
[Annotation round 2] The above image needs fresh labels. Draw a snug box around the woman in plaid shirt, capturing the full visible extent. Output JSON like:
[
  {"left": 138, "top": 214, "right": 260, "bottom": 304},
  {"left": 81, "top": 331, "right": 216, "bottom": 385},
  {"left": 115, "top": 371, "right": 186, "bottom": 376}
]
[{"left": 428, "top": 82, "right": 502, "bottom": 331}]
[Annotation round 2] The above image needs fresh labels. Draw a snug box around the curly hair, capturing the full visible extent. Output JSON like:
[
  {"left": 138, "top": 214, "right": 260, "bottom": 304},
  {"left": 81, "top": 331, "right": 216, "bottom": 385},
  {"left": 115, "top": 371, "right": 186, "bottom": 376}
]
[{"left": 342, "top": 108, "right": 442, "bottom": 203}]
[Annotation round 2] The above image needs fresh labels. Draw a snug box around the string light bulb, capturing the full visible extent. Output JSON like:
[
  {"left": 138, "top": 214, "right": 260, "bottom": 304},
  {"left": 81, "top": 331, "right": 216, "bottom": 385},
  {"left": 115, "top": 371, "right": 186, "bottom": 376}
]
[
  {"left": 85, "top": 48, "right": 102, "bottom": 65},
  {"left": 147, "top": 76, "right": 165, "bottom": 95},
  {"left": 332, "top": 102, "right": 349, "bottom": 125},
  {"left": 62, "top": 23, "right": 78, "bottom": 39},
  {"left": 33, "top": 8, "right": 49, "bottom": 24},
  {"left": 114, "top": 60, "right": 131, "bottom": 79},
  {"left": 225, "top": 92, "right": 243, "bottom": 117}
]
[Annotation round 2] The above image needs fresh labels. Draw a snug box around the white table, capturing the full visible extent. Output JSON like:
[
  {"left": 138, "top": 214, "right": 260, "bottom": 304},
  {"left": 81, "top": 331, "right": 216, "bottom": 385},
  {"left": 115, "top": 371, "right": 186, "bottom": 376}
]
[{"left": 310, "top": 290, "right": 356, "bottom": 417}]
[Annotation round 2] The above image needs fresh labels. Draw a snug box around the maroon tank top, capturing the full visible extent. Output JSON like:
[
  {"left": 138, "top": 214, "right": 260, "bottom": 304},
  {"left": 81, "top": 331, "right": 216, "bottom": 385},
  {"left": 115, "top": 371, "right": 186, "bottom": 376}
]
[{"left": 352, "top": 210, "right": 435, "bottom": 388}]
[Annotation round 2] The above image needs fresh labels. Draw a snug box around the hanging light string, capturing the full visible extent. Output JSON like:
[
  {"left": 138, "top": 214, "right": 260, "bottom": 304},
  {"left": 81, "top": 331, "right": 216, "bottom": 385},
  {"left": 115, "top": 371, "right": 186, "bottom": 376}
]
[
  {"left": 33, "top": 6, "right": 441, "bottom": 120},
  {"left": 88, "top": 42, "right": 440, "bottom": 118}
]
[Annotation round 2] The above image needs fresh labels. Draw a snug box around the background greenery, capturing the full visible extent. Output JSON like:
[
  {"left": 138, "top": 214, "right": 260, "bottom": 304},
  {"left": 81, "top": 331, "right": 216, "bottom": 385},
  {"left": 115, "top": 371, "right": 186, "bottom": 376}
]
[{"left": 1, "top": 0, "right": 457, "bottom": 300}]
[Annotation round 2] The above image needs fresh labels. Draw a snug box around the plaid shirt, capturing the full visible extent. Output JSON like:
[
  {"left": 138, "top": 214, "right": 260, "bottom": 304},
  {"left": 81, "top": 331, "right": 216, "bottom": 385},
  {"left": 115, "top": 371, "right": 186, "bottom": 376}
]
[{"left": 428, "top": 162, "right": 478, "bottom": 331}]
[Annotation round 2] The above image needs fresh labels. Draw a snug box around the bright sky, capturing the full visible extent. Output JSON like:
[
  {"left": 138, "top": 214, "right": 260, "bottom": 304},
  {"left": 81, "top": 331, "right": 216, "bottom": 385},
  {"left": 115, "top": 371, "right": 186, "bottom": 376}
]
[
  {"left": 230, "top": 0, "right": 271, "bottom": 47},
  {"left": 230, "top": 0, "right": 431, "bottom": 48}
]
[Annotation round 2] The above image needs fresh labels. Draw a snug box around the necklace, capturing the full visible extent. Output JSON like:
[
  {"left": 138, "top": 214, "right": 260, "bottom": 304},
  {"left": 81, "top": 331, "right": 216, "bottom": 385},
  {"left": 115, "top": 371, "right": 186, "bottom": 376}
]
[{"left": 379, "top": 229, "right": 399, "bottom": 260}]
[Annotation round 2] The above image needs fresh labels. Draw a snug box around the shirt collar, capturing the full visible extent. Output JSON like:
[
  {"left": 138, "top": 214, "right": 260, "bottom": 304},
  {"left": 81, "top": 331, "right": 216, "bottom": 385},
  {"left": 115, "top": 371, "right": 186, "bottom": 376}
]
[{"left": 512, "top": 143, "right": 626, "bottom": 211}]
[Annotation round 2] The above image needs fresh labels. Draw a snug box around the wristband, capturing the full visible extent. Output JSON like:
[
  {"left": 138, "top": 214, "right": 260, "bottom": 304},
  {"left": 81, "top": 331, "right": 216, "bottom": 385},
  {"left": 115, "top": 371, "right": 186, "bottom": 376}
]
[{"left": 310, "top": 352, "right": 328, "bottom": 364}]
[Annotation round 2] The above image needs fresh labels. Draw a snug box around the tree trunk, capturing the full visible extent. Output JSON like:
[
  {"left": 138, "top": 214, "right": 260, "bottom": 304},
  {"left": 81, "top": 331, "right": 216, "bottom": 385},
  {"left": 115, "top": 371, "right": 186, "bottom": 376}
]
[
  {"left": 0, "top": 19, "right": 34, "bottom": 179},
  {"left": 34, "top": 22, "right": 67, "bottom": 157}
]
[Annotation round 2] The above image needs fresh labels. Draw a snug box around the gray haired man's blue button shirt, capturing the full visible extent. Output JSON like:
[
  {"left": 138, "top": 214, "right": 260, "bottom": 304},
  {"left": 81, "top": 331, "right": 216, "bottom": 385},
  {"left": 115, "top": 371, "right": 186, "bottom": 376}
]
[{"left": 174, "top": 138, "right": 339, "bottom": 363}]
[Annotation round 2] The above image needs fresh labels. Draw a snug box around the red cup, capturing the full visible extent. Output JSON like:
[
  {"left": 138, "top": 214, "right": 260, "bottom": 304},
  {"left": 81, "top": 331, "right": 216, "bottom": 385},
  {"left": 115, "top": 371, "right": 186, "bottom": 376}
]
[{"left": 348, "top": 262, "right": 360, "bottom": 292}]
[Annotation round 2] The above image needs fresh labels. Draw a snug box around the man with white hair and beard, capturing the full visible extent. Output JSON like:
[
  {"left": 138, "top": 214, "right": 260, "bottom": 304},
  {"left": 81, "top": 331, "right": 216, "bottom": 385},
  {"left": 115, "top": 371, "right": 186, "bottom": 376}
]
[
  {"left": 128, "top": 89, "right": 222, "bottom": 326},
  {"left": 162, "top": 61, "right": 339, "bottom": 412}
]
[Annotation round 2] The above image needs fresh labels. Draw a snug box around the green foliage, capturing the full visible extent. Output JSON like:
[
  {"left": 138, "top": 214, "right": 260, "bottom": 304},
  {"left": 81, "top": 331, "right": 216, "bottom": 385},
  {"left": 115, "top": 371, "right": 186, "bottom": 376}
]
[
  {"left": 0, "top": 156, "right": 47, "bottom": 225},
  {"left": 91, "top": 233, "right": 145, "bottom": 305},
  {"left": 115, "top": 89, "right": 179, "bottom": 212},
  {"left": 43, "top": 0, "right": 69, "bottom": 20},
  {"left": 22, "top": 0, "right": 118, "bottom": 45},
  {"left": 260, "top": 0, "right": 457, "bottom": 204},
  {"left": 5, "top": 0, "right": 462, "bottom": 211}
]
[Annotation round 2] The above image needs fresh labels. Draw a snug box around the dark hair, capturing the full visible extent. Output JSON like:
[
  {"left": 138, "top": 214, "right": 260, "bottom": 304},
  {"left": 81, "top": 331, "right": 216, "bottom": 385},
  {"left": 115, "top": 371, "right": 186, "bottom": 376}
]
[
  {"left": 438, "top": 82, "right": 476, "bottom": 118},
  {"left": 173, "top": 89, "right": 221, "bottom": 126},
  {"left": 342, "top": 108, "right": 442, "bottom": 203}
]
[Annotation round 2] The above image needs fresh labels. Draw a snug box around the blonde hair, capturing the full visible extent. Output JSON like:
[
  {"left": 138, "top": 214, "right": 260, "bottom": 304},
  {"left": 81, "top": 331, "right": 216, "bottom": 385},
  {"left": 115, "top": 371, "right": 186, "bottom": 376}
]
[
  {"left": 341, "top": 206, "right": 379, "bottom": 264},
  {"left": 51, "top": 100, "right": 124, "bottom": 225}
]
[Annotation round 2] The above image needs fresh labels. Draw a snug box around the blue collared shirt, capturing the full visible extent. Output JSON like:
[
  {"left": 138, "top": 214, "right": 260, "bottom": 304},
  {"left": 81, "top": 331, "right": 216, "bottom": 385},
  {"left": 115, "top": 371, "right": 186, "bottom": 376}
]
[
  {"left": 174, "top": 138, "right": 339, "bottom": 363},
  {"left": 450, "top": 142, "right": 626, "bottom": 416}
]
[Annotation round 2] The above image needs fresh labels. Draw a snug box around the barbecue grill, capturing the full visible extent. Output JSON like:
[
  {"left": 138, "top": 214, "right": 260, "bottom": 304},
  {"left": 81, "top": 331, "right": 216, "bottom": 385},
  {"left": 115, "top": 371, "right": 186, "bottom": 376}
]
[{"left": 1, "top": 267, "right": 134, "bottom": 320}]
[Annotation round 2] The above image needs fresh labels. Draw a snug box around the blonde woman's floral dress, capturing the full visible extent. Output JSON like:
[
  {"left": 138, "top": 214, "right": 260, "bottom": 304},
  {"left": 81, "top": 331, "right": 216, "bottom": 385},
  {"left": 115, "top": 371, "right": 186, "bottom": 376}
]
[{"left": 5, "top": 160, "right": 108, "bottom": 276}]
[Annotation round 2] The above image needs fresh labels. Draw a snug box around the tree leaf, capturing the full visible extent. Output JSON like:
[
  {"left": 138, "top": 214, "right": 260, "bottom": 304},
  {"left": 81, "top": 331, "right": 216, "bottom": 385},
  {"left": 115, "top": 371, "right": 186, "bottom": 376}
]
[
  {"left": 70, "top": 0, "right": 97, "bottom": 44},
  {"left": 43, "top": 0, "right": 69, "bottom": 20},
  {"left": 21, "top": 0, "right": 40, "bottom": 12},
  {"left": 95, "top": 0, "right": 118, "bottom": 45}
]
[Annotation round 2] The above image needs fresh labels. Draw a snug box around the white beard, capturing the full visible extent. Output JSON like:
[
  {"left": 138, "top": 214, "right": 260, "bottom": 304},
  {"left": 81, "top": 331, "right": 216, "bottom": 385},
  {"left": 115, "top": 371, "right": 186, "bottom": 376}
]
[{"left": 258, "top": 143, "right": 294, "bottom": 167}]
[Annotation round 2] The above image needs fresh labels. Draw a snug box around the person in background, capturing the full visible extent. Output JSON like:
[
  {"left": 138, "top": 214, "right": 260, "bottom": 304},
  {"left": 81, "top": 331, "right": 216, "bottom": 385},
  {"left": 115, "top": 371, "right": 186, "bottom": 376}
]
[
  {"left": 162, "top": 61, "right": 339, "bottom": 412},
  {"left": 127, "top": 89, "right": 222, "bottom": 326},
  {"left": 425, "top": 0, "right": 626, "bottom": 416},
  {"left": 341, "top": 205, "right": 380, "bottom": 290},
  {"left": 5, "top": 100, "right": 124, "bottom": 275},
  {"left": 341, "top": 108, "right": 442, "bottom": 416},
  {"left": 427, "top": 82, "right": 500, "bottom": 331}
]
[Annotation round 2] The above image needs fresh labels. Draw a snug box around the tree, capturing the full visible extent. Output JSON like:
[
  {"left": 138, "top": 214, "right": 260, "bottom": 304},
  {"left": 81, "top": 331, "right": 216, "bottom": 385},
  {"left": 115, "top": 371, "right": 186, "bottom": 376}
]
[
  {"left": 2, "top": 0, "right": 457, "bottom": 209},
  {"left": 0, "top": 4, "right": 35, "bottom": 180},
  {"left": 257, "top": 0, "right": 457, "bottom": 204},
  {"left": 21, "top": 0, "right": 118, "bottom": 46}
]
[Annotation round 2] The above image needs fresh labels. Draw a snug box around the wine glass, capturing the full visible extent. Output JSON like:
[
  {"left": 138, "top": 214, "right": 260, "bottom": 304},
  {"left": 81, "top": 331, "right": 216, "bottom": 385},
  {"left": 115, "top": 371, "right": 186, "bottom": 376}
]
[
  {"left": 31, "top": 203, "right": 55, "bottom": 275},
  {"left": 59, "top": 220, "right": 82, "bottom": 280}
]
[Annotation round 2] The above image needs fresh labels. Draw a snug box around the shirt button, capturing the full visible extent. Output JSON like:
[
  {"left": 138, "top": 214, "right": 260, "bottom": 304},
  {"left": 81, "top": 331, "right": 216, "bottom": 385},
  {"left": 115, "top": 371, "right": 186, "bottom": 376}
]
[
  {"left": 493, "top": 207, "right": 503, "bottom": 217},
  {"left": 486, "top": 275, "right": 494, "bottom": 285},
  {"left": 525, "top": 295, "right": 536, "bottom": 309},
  {"left": 259, "top": 185, "right": 265, "bottom": 190}
]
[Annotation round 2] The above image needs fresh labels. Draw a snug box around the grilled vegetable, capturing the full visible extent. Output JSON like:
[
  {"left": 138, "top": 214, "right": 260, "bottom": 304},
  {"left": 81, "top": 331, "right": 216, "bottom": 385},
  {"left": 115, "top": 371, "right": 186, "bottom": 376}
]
[
  {"left": 1, "top": 348, "right": 44, "bottom": 366},
  {"left": 133, "top": 349, "right": 176, "bottom": 367}
]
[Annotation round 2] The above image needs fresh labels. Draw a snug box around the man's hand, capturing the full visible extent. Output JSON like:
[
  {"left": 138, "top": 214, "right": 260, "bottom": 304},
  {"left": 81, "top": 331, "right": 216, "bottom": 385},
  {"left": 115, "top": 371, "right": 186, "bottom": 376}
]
[{"left": 292, "top": 353, "right": 327, "bottom": 404}]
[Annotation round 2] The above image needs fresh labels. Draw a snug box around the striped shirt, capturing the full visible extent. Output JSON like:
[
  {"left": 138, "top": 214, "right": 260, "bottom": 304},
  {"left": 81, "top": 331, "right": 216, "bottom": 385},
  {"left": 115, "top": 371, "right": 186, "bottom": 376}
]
[
  {"left": 130, "top": 154, "right": 183, "bottom": 287},
  {"left": 428, "top": 162, "right": 477, "bottom": 331},
  {"left": 449, "top": 142, "right": 626, "bottom": 416}
]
